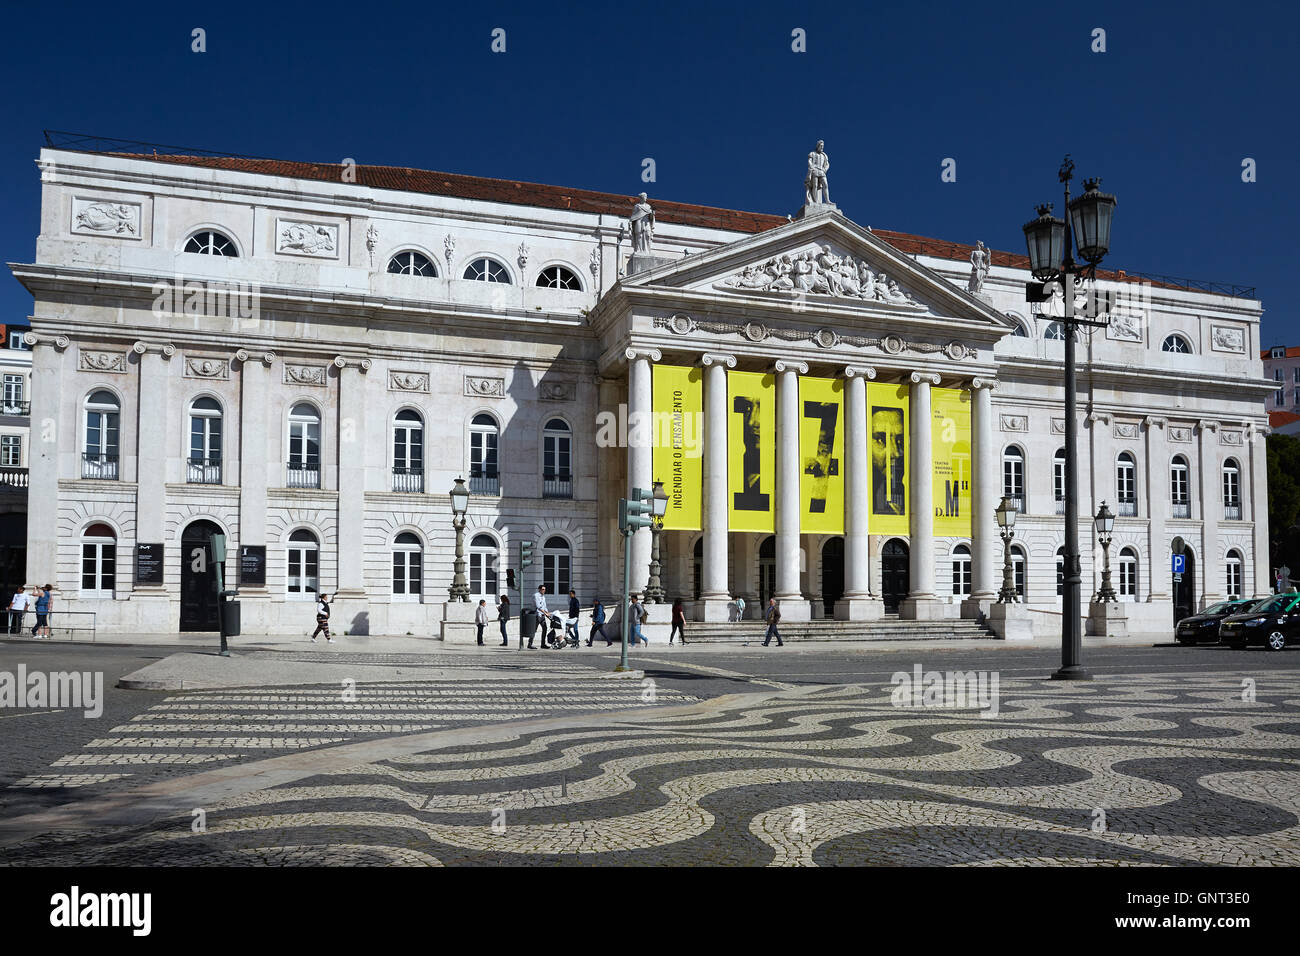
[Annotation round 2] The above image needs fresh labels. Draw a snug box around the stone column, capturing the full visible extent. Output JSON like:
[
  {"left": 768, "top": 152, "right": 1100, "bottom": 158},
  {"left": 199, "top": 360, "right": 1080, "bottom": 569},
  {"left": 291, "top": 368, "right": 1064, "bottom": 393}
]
[
  {"left": 625, "top": 347, "right": 660, "bottom": 595},
  {"left": 774, "top": 359, "right": 810, "bottom": 620},
  {"left": 1197, "top": 420, "right": 1222, "bottom": 604},
  {"left": 236, "top": 350, "right": 274, "bottom": 631},
  {"left": 333, "top": 356, "right": 371, "bottom": 629},
  {"left": 837, "top": 365, "right": 881, "bottom": 620},
  {"left": 130, "top": 341, "right": 175, "bottom": 631},
  {"left": 698, "top": 352, "right": 735, "bottom": 621},
  {"left": 1086, "top": 412, "right": 1112, "bottom": 597},
  {"left": 1248, "top": 423, "right": 1271, "bottom": 598},
  {"left": 963, "top": 377, "right": 998, "bottom": 620},
  {"left": 1144, "top": 416, "right": 1169, "bottom": 602},
  {"left": 22, "top": 333, "right": 68, "bottom": 591},
  {"left": 901, "top": 371, "right": 942, "bottom": 620}
]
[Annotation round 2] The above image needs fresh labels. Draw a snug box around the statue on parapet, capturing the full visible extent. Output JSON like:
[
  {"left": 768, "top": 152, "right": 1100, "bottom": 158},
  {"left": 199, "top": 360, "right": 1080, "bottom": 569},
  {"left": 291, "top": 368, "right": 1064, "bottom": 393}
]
[
  {"left": 805, "top": 140, "right": 831, "bottom": 206},
  {"left": 629, "top": 192, "right": 655, "bottom": 254}
]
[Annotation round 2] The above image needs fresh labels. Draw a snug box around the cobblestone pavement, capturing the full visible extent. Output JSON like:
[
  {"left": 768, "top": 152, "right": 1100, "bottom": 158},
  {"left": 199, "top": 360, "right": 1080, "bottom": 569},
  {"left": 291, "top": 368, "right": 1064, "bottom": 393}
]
[{"left": 3, "top": 670, "right": 1298, "bottom": 866}]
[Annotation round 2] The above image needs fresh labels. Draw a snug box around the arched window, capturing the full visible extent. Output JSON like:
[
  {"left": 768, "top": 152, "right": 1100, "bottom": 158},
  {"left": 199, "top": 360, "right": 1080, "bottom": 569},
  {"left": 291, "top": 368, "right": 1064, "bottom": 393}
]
[
  {"left": 536, "top": 265, "right": 581, "bottom": 290},
  {"left": 469, "top": 413, "right": 499, "bottom": 495},
  {"left": 1053, "top": 448, "right": 1066, "bottom": 514},
  {"left": 1117, "top": 452, "right": 1137, "bottom": 516},
  {"left": 1044, "top": 321, "right": 1066, "bottom": 341},
  {"left": 287, "top": 403, "right": 321, "bottom": 489},
  {"left": 392, "top": 409, "right": 424, "bottom": 493},
  {"left": 184, "top": 230, "right": 238, "bottom": 256},
  {"left": 542, "top": 535, "right": 571, "bottom": 598},
  {"left": 83, "top": 390, "right": 120, "bottom": 480},
  {"left": 392, "top": 531, "right": 422, "bottom": 600},
  {"left": 387, "top": 251, "right": 437, "bottom": 277},
  {"left": 1011, "top": 544, "right": 1027, "bottom": 599},
  {"left": 542, "top": 418, "right": 572, "bottom": 498},
  {"left": 469, "top": 533, "right": 498, "bottom": 600},
  {"left": 951, "top": 544, "right": 972, "bottom": 596},
  {"left": 1225, "top": 549, "right": 1244, "bottom": 599},
  {"left": 1222, "top": 459, "right": 1241, "bottom": 519},
  {"left": 1118, "top": 546, "right": 1139, "bottom": 601},
  {"left": 463, "top": 257, "right": 510, "bottom": 283},
  {"left": 81, "top": 522, "right": 117, "bottom": 597},
  {"left": 188, "top": 396, "right": 223, "bottom": 484},
  {"left": 286, "top": 529, "right": 319, "bottom": 598},
  {"left": 1056, "top": 547, "right": 1066, "bottom": 597},
  {"left": 1161, "top": 334, "right": 1192, "bottom": 354},
  {"left": 1002, "top": 445, "right": 1024, "bottom": 510},
  {"left": 1006, "top": 312, "right": 1029, "bottom": 337},
  {"left": 1170, "top": 455, "right": 1190, "bottom": 517}
]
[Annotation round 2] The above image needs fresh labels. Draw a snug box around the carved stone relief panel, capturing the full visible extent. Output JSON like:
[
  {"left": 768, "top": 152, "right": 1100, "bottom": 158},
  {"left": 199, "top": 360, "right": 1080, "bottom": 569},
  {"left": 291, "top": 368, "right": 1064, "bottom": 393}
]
[
  {"left": 276, "top": 219, "right": 339, "bottom": 258},
  {"left": 1210, "top": 325, "right": 1246, "bottom": 353},
  {"left": 999, "top": 414, "right": 1029, "bottom": 432},
  {"left": 78, "top": 350, "right": 126, "bottom": 373},
  {"left": 465, "top": 376, "right": 505, "bottom": 399},
  {"left": 284, "top": 364, "right": 327, "bottom": 386},
  {"left": 1114, "top": 421, "right": 1140, "bottom": 439},
  {"left": 71, "top": 199, "right": 142, "bottom": 239},
  {"left": 389, "top": 371, "right": 430, "bottom": 392}
]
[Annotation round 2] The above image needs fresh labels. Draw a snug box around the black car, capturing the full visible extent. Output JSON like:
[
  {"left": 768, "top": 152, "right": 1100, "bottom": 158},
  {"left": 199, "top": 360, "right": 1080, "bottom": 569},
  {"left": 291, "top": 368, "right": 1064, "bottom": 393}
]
[
  {"left": 1174, "top": 599, "right": 1258, "bottom": 645},
  {"left": 1219, "top": 593, "right": 1300, "bottom": 651}
]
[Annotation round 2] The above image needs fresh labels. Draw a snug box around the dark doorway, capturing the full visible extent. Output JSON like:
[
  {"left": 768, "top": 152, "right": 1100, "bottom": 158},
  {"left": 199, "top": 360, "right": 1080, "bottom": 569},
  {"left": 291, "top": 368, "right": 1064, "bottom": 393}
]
[
  {"left": 821, "top": 537, "right": 845, "bottom": 616},
  {"left": 1172, "top": 547, "right": 1197, "bottom": 625},
  {"left": 692, "top": 537, "right": 702, "bottom": 601},
  {"left": 758, "top": 535, "right": 776, "bottom": 609},
  {"left": 881, "top": 538, "right": 909, "bottom": 613},
  {"left": 180, "top": 519, "right": 224, "bottom": 631}
]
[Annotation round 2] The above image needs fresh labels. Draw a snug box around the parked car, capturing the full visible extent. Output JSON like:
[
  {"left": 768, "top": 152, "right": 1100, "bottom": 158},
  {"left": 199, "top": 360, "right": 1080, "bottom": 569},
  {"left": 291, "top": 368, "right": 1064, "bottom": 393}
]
[
  {"left": 1174, "top": 599, "right": 1258, "bottom": 645},
  {"left": 1219, "top": 593, "right": 1300, "bottom": 651}
]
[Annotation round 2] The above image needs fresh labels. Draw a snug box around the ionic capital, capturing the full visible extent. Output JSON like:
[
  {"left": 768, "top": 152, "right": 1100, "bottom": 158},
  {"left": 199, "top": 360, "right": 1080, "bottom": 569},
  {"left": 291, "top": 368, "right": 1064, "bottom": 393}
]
[
  {"left": 844, "top": 365, "right": 876, "bottom": 380},
  {"left": 625, "top": 347, "right": 662, "bottom": 363},
  {"left": 773, "top": 359, "right": 808, "bottom": 375},
  {"left": 970, "top": 376, "right": 998, "bottom": 391},
  {"left": 699, "top": 352, "right": 737, "bottom": 369},
  {"left": 909, "top": 371, "right": 942, "bottom": 386}
]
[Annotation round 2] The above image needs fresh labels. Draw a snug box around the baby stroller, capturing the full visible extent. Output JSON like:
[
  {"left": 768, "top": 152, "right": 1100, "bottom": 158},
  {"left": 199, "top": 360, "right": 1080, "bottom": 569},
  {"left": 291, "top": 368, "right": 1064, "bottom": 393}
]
[{"left": 543, "top": 611, "right": 580, "bottom": 649}]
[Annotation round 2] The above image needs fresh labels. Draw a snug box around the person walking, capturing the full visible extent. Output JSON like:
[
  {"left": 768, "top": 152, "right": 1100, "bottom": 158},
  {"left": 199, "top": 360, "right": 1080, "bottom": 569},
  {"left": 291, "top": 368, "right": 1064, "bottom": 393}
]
[
  {"left": 588, "top": 600, "right": 610, "bottom": 646},
  {"left": 7, "top": 586, "right": 28, "bottom": 635},
  {"left": 311, "top": 593, "right": 333, "bottom": 643},
  {"left": 497, "top": 593, "right": 511, "bottom": 646},
  {"left": 734, "top": 596, "right": 746, "bottom": 622},
  {"left": 762, "top": 597, "right": 784, "bottom": 647},
  {"left": 629, "top": 594, "right": 648, "bottom": 647},
  {"left": 529, "top": 585, "right": 548, "bottom": 649},
  {"left": 475, "top": 599, "right": 488, "bottom": 646},
  {"left": 566, "top": 589, "right": 581, "bottom": 646},
  {"left": 31, "top": 585, "right": 52, "bottom": 640},
  {"left": 669, "top": 597, "right": 687, "bottom": 645}
]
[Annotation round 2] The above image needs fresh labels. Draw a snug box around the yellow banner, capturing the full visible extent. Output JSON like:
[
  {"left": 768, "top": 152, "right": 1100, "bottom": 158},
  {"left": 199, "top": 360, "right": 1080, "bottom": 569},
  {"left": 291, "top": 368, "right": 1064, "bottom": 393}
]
[
  {"left": 652, "top": 364, "right": 703, "bottom": 530},
  {"left": 931, "top": 387, "right": 972, "bottom": 537},
  {"left": 867, "top": 383, "right": 909, "bottom": 537},
  {"left": 799, "top": 376, "right": 845, "bottom": 534},
  {"left": 727, "top": 370, "right": 775, "bottom": 533}
]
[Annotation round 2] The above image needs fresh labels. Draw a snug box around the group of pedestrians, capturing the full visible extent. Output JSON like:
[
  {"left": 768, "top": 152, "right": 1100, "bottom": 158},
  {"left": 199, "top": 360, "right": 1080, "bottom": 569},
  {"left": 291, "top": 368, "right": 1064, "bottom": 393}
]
[{"left": 6, "top": 585, "right": 54, "bottom": 639}]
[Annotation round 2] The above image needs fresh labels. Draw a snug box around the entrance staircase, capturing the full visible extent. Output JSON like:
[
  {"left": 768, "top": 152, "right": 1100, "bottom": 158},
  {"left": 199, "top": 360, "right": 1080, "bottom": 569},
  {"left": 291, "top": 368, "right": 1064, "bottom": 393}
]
[{"left": 682, "top": 616, "right": 994, "bottom": 644}]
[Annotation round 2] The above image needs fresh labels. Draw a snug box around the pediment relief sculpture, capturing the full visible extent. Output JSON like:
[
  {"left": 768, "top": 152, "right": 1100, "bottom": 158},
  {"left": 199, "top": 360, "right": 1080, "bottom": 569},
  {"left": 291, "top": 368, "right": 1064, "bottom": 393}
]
[{"left": 716, "top": 246, "right": 925, "bottom": 309}]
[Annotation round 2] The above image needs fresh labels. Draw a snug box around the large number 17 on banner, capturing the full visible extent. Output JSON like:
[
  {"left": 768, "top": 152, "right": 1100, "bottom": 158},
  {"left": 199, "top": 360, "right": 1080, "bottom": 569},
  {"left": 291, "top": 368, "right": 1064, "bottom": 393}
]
[
  {"left": 727, "top": 371, "right": 775, "bottom": 533},
  {"left": 800, "top": 376, "right": 845, "bottom": 534}
]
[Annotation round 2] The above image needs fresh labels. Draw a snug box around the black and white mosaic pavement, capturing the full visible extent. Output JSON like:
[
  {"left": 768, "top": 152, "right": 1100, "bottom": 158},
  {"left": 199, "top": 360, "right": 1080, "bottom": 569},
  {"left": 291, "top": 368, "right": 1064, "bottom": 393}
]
[{"left": 3, "top": 671, "right": 1298, "bottom": 866}]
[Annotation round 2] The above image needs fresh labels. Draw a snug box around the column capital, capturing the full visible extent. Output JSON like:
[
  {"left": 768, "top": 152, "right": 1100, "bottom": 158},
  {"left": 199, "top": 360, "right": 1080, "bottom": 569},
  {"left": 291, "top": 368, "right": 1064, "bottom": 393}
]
[
  {"left": 909, "top": 371, "right": 941, "bottom": 386},
  {"left": 699, "top": 352, "right": 737, "bottom": 368},
  {"left": 625, "top": 347, "right": 662, "bottom": 363},
  {"left": 24, "top": 331, "right": 70, "bottom": 351},
  {"left": 773, "top": 359, "right": 808, "bottom": 374},
  {"left": 844, "top": 365, "right": 876, "bottom": 380},
  {"left": 1086, "top": 411, "right": 1111, "bottom": 426},
  {"left": 131, "top": 340, "right": 176, "bottom": 358},
  {"left": 1143, "top": 415, "right": 1167, "bottom": 431},
  {"left": 332, "top": 355, "right": 372, "bottom": 371},
  {"left": 235, "top": 349, "right": 276, "bottom": 366},
  {"left": 970, "top": 376, "right": 998, "bottom": 391},
  {"left": 1197, "top": 418, "right": 1220, "bottom": 433}
]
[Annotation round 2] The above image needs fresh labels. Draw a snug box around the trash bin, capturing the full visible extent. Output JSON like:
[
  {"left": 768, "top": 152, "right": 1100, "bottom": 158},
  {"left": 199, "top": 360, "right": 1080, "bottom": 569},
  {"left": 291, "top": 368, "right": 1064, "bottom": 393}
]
[
  {"left": 220, "top": 596, "right": 241, "bottom": 637},
  {"left": 520, "top": 608, "right": 537, "bottom": 643}
]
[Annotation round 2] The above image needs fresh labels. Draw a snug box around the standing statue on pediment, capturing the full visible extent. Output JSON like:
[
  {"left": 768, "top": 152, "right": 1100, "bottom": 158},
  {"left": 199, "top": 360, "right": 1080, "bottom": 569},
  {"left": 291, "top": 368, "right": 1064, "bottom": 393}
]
[
  {"left": 968, "top": 240, "right": 990, "bottom": 294},
  {"left": 629, "top": 192, "right": 655, "bottom": 254},
  {"left": 805, "top": 141, "right": 831, "bottom": 206}
]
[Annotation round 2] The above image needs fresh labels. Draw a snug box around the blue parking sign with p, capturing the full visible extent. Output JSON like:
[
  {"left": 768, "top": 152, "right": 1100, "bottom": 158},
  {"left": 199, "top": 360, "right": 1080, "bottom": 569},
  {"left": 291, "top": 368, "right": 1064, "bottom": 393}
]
[{"left": 1171, "top": 553, "right": 1185, "bottom": 574}]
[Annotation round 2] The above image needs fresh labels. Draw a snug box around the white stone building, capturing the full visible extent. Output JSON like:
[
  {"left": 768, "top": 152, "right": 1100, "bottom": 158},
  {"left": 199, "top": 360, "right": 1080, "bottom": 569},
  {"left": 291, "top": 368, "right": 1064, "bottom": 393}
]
[{"left": 7, "top": 142, "right": 1273, "bottom": 637}]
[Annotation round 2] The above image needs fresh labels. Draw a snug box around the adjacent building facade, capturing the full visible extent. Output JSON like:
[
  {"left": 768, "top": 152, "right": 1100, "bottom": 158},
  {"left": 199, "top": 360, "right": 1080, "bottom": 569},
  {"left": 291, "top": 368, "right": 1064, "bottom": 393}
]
[{"left": 8, "top": 143, "right": 1274, "bottom": 637}]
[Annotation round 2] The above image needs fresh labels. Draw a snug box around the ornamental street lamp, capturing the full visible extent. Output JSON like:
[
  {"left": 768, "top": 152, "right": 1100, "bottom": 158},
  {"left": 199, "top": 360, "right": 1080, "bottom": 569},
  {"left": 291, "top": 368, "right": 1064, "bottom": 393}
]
[
  {"left": 644, "top": 480, "right": 669, "bottom": 604},
  {"left": 1093, "top": 501, "right": 1118, "bottom": 603},
  {"left": 448, "top": 476, "right": 470, "bottom": 602},
  {"left": 1022, "top": 155, "right": 1117, "bottom": 681},
  {"left": 995, "top": 495, "right": 1019, "bottom": 604}
]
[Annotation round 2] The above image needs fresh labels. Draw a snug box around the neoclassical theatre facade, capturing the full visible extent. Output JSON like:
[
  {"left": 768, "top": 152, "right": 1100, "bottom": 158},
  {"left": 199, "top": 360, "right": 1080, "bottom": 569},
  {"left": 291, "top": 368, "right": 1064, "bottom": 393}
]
[{"left": 10, "top": 143, "right": 1271, "bottom": 637}]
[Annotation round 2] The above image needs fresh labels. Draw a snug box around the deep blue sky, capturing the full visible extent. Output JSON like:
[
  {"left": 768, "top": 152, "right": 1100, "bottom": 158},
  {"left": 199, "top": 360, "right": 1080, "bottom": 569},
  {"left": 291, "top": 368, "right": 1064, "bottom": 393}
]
[{"left": 2, "top": 0, "right": 1295, "bottom": 343}]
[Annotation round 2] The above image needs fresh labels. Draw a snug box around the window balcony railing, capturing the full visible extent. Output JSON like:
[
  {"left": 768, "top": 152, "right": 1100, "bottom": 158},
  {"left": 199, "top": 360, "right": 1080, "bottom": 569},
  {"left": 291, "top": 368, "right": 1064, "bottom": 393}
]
[
  {"left": 1117, "top": 498, "right": 1137, "bottom": 517},
  {"left": 1054, "top": 497, "right": 1065, "bottom": 515},
  {"left": 543, "top": 472, "right": 572, "bottom": 499},
  {"left": 82, "top": 453, "right": 118, "bottom": 480},
  {"left": 1004, "top": 494, "right": 1024, "bottom": 513},
  {"left": 0, "top": 466, "right": 28, "bottom": 489},
  {"left": 1171, "top": 501, "right": 1191, "bottom": 519},
  {"left": 1, "top": 400, "right": 29, "bottom": 416},
  {"left": 469, "top": 472, "right": 499, "bottom": 496},
  {"left": 187, "top": 456, "right": 222, "bottom": 485},
  {"left": 393, "top": 466, "right": 424, "bottom": 493},
  {"left": 286, "top": 462, "right": 320, "bottom": 489},
  {"left": 1224, "top": 503, "right": 1242, "bottom": 521}
]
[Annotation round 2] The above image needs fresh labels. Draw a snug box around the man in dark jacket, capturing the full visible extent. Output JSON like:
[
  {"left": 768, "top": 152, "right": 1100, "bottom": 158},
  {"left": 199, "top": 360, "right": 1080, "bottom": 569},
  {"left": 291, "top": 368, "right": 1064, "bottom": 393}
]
[
  {"left": 762, "top": 598, "right": 784, "bottom": 647},
  {"left": 588, "top": 600, "right": 610, "bottom": 646},
  {"left": 566, "top": 589, "right": 581, "bottom": 645}
]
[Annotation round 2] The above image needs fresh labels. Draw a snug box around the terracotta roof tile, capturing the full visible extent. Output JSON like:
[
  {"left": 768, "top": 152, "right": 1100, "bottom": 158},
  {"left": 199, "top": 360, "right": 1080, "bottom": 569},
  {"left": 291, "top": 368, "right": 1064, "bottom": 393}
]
[
  {"left": 1262, "top": 346, "right": 1300, "bottom": 359},
  {"left": 1270, "top": 410, "right": 1300, "bottom": 427}
]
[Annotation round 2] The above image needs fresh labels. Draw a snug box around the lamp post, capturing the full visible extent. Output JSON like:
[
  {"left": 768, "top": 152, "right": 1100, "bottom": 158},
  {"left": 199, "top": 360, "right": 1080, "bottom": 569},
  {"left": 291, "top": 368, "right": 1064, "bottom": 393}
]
[
  {"left": 995, "top": 495, "right": 1019, "bottom": 604},
  {"left": 644, "top": 480, "right": 669, "bottom": 604},
  {"left": 448, "top": 476, "right": 470, "bottom": 602},
  {"left": 1093, "top": 501, "right": 1117, "bottom": 603},
  {"left": 1022, "top": 155, "right": 1117, "bottom": 681}
]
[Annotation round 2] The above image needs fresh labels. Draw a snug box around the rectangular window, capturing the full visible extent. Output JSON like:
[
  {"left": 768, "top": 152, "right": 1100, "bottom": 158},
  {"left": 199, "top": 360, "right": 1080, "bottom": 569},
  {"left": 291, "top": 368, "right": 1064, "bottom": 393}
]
[
  {"left": 0, "top": 435, "right": 19, "bottom": 467},
  {"left": 1277, "top": 389, "right": 1286, "bottom": 406},
  {"left": 1294, "top": 367, "right": 1300, "bottom": 384},
  {"left": 1119, "top": 561, "right": 1137, "bottom": 599}
]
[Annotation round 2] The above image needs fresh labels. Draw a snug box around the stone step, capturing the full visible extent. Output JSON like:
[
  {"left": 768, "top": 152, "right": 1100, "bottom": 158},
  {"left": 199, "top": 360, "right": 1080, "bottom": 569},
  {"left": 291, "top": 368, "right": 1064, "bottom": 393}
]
[{"left": 680, "top": 618, "right": 994, "bottom": 642}]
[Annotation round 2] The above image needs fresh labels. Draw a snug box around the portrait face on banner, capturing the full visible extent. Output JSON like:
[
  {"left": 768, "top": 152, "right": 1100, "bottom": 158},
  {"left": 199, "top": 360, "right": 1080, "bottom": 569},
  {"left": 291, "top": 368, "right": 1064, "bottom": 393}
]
[{"left": 868, "top": 383, "right": 909, "bottom": 536}]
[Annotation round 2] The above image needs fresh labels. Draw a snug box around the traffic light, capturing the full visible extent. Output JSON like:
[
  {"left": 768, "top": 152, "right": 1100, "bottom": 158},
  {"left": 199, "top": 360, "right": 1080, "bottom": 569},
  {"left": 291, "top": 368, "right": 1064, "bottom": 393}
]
[
  {"left": 506, "top": 568, "right": 516, "bottom": 590},
  {"left": 520, "top": 540, "right": 533, "bottom": 570}
]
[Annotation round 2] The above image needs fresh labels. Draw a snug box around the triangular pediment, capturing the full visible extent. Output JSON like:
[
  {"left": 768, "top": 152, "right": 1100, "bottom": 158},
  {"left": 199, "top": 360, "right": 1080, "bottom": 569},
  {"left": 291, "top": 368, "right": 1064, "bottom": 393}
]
[{"left": 620, "top": 210, "right": 1012, "bottom": 330}]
